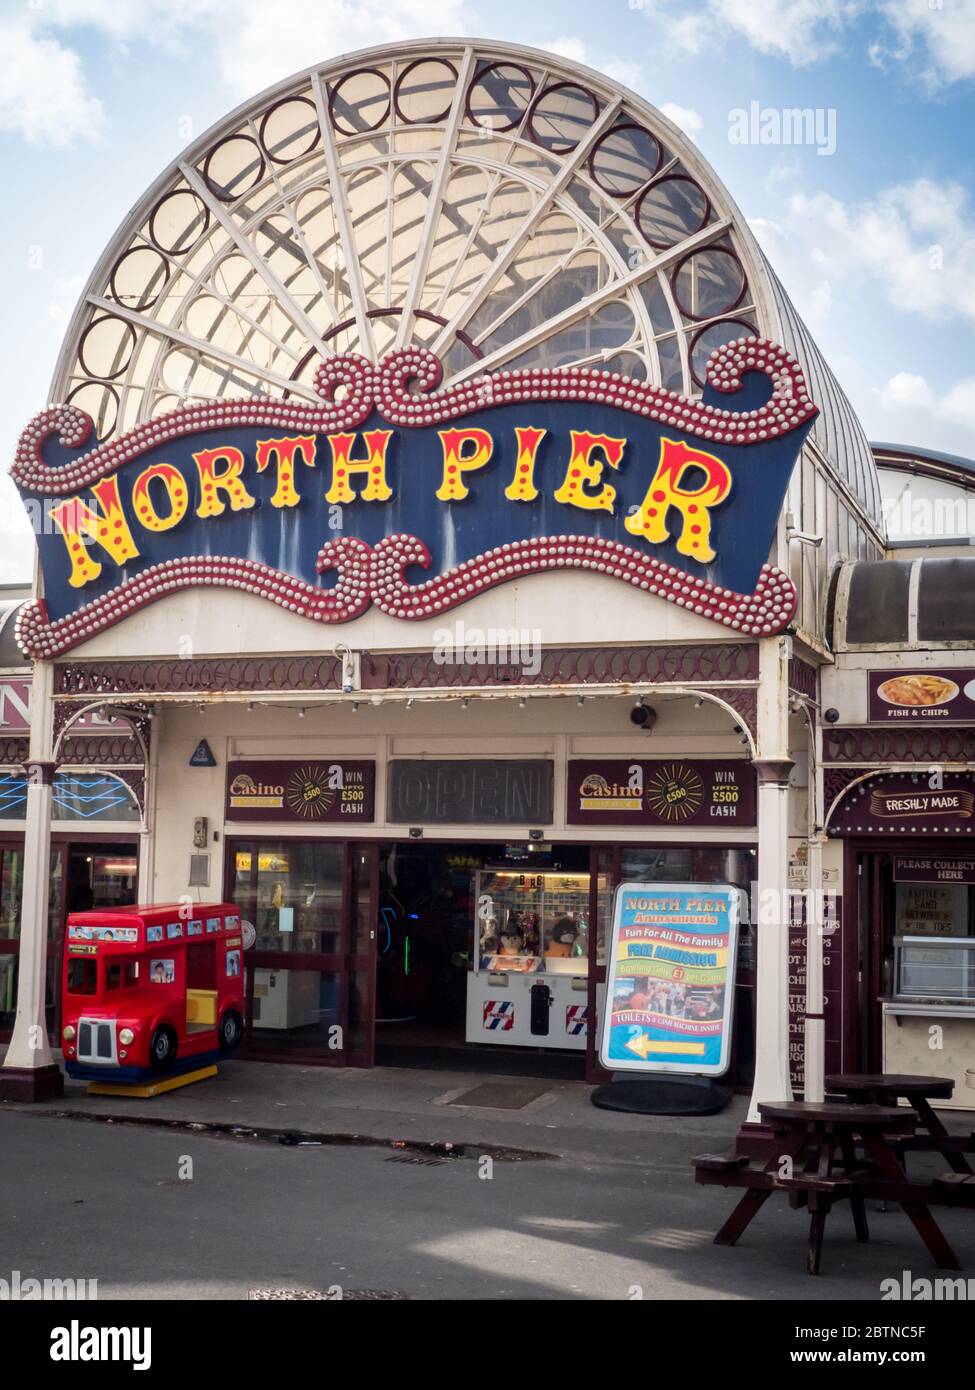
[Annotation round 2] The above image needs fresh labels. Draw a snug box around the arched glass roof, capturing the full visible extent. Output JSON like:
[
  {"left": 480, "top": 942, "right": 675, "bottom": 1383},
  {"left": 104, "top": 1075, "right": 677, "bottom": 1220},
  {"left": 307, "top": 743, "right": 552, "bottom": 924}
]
[{"left": 50, "top": 38, "right": 883, "bottom": 525}]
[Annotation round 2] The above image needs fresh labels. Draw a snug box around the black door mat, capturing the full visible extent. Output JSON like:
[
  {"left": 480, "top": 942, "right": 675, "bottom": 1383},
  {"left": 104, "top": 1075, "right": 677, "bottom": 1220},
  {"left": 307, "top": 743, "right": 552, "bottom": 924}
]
[
  {"left": 449, "top": 1081, "right": 553, "bottom": 1110},
  {"left": 374, "top": 1043, "right": 585, "bottom": 1081}
]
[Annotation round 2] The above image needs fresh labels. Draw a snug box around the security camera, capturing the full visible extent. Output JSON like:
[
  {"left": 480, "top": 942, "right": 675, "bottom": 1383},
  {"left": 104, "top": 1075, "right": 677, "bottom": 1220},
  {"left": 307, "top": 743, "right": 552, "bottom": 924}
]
[
  {"left": 823, "top": 707, "right": 841, "bottom": 723},
  {"left": 630, "top": 704, "right": 657, "bottom": 730},
  {"left": 785, "top": 511, "right": 823, "bottom": 548}
]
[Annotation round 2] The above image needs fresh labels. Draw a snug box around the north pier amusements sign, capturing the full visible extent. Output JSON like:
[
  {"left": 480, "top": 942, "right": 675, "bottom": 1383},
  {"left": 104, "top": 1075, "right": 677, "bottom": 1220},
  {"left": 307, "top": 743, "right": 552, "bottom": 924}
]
[{"left": 11, "top": 340, "right": 816, "bottom": 656}]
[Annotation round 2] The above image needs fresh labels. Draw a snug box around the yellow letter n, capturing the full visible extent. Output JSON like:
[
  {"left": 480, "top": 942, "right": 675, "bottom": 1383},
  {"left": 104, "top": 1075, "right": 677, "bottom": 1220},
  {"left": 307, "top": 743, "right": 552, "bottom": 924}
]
[
  {"left": 49, "top": 477, "right": 141, "bottom": 589},
  {"left": 625, "top": 437, "right": 732, "bottom": 562}
]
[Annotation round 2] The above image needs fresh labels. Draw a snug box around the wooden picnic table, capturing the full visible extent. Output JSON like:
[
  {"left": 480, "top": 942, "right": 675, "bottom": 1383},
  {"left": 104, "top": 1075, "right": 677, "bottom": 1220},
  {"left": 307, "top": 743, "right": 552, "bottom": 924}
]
[
  {"left": 826, "top": 1073, "right": 973, "bottom": 1176},
  {"left": 694, "top": 1100, "right": 963, "bottom": 1275}
]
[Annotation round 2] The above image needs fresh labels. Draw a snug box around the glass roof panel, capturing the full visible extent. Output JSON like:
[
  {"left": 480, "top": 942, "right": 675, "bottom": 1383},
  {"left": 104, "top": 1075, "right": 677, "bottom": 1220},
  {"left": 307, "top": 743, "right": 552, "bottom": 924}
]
[{"left": 46, "top": 38, "right": 881, "bottom": 524}]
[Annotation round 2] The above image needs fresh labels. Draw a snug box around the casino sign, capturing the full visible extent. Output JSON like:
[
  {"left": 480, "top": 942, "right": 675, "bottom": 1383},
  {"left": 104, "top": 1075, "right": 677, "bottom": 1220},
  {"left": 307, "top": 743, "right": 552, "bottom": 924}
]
[{"left": 12, "top": 338, "right": 815, "bottom": 657}]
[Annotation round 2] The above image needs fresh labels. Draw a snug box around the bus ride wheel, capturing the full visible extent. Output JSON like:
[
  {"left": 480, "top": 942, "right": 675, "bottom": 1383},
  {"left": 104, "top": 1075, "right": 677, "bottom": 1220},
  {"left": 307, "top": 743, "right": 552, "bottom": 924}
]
[
  {"left": 219, "top": 1009, "right": 244, "bottom": 1052},
  {"left": 149, "top": 1025, "right": 178, "bottom": 1071}
]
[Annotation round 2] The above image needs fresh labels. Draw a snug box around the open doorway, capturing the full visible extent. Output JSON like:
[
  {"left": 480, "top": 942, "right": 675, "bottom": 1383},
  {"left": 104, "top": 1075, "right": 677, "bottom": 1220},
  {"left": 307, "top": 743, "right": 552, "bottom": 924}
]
[
  {"left": 66, "top": 842, "right": 138, "bottom": 915},
  {"left": 374, "top": 840, "right": 591, "bottom": 1074}
]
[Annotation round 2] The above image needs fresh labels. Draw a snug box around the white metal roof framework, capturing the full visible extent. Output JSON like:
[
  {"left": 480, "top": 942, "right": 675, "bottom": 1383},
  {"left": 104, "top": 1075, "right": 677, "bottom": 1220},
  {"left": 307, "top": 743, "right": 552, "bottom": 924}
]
[{"left": 50, "top": 37, "right": 882, "bottom": 525}]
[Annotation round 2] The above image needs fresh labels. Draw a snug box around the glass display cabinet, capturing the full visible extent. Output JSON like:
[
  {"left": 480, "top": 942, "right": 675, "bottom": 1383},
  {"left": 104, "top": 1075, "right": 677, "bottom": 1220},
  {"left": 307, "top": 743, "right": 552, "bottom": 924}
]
[
  {"left": 883, "top": 935, "right": 975, "bottom": 1109},
  {"left": 466, "top": 868, "right": 610, "bottom": 1050},
  {"left": 893, "top": 936, "right": 975, "bottom": 1003}
]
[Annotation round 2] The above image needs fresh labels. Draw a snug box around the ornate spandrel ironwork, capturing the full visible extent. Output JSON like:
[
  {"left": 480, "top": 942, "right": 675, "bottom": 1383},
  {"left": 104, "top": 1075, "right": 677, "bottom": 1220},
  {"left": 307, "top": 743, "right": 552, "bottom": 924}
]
[{"left": 824, "top": 727, "right": 975, "bottom": 764}]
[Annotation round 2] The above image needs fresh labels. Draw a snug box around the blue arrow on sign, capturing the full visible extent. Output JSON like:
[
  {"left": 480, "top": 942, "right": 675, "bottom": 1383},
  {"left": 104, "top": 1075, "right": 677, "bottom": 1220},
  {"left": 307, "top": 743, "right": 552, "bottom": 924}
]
[{"left": 189, "top": 739, "right": 216, "bottom": 767}]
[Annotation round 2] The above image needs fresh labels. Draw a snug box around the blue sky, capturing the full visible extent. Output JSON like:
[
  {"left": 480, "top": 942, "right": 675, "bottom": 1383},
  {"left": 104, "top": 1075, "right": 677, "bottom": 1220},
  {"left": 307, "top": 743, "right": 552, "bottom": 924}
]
[{"left": 1, "top": 0, "right": 973, "bottom": 580}]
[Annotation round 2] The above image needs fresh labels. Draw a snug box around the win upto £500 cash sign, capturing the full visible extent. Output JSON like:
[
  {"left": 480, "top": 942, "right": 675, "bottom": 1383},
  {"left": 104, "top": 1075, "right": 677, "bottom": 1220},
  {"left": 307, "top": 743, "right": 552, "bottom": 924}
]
[
  {"left": 599, "top": 882, "right": 745, "bottom": 1075},
  {"left": 9, "top": 340, "right": 816, "bottom": 657}
]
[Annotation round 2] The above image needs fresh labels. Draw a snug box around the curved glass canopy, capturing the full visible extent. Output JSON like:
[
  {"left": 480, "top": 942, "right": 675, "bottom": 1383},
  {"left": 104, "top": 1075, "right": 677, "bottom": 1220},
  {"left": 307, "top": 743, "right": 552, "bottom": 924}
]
[{"left": 50, "top": 38, "right": 881, "bottom": 522}]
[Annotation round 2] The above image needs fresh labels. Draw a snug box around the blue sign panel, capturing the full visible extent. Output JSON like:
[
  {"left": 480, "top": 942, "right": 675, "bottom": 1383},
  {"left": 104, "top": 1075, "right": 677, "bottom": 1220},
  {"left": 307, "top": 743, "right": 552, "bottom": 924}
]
[{"left": 11, "top": 342, "right": 816, "bottom": 655}]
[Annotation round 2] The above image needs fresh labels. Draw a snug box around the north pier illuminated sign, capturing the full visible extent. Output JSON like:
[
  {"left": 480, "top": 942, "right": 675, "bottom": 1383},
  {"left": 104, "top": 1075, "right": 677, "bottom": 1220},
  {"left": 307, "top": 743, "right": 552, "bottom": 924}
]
[{"left": 12, "top": 340, "right": 816, "bottom": 656}]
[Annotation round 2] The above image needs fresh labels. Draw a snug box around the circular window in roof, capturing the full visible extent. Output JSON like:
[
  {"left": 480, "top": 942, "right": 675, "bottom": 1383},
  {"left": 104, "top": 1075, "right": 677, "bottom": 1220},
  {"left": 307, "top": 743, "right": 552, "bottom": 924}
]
[
  {"left": 688, "top": 317, "right": 757, "bottom": 388},
  {"left": 328, "top": 67, "right": 391, "bottom": 135},
  {"left": 466, "top": 62, "right": 535, "bottom": 131},
  {"left": 259, "top": 97, "right": 320, "bottom": 164},
  {"left": 149, "top": 189, "right": 210, "bottom": 256},
  {"left": 78, "top": 314, "right": 137, "bottom": 381},
  {"left": 672, "top": 246, "right": 747, "bottom": 321},
  {"left": 202, "top": 134, "right": 265, "bottom": 202},
  {"left": 66, "top": 382, "right": 119, "bottom": 440},
  {"left": 528, "top": 82, "right": 599, "bottom": 152},
  {"left": 109, "top": 246, "right": 170, "bottom": 311},
  {"left": 637, "top": 175, "right": 710, "bottom": 250},
  {"left": 394, "top": 58, "right": 458, "bottom": 124},
  {"left": 590, "top": 124, "right": 661, "bottom": 197}
]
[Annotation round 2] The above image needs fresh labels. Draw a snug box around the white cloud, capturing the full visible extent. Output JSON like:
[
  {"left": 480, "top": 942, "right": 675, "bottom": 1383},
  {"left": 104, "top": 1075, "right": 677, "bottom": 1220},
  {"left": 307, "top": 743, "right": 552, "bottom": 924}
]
[
  {"left": 634, "top": 0, "right": 864, "bottom": 66},
  {"left": 876, "top": 0, "right": 975, "bottom": 86},
  {"left": 868, "top": 371, "right": 975, "bottom": 457},
  {"left": 710, "top": 0, "right": 864, "bottom": 66},
  {"left": 638, "top": 0, "right": 974, "bottom": 86},
  {"left": 754, "top": 179, "right": 975, "bottom": 330},
  {"left": 0, "top": 1, "right": 469, "bottom": 147},
  {"left": 659, "top": 103, "right": 703, "bottom": 139},
  {"left": 205, "top": 0, "right": 469, "bottom": 99},
  {"left": 0, "top": 18, "right": 105, "bottom": 146},
  {"left": 749, "top": 214, "right": 836, "bottom": 334},
  {"left": 881, "top": 372, "right": 935, "bottom": 409},
  {"left": 943, "top": 379, "right": 975, "bottom": 431},
  {"left": 545, "top": 36, "right": 588, "bottom": 66}
]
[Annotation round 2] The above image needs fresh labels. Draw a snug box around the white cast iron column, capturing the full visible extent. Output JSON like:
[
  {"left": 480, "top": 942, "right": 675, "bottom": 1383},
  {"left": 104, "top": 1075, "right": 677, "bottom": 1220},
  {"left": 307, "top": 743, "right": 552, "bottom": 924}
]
[
  {"left": 747, "top": 636, "right": 794, "bottom": 1124},
  {"left": 804, "top": 708, "right": 826, "bottom": 1104},
  {"left": 0, "top": 659, "right": 63, "bottom": 1100}
]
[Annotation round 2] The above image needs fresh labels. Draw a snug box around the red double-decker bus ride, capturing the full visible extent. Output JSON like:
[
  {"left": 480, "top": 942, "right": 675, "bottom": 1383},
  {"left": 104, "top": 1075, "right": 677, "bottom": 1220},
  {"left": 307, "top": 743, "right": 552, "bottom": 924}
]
[{"left": 61, "top": 903, "right": 245, "bottom": 1082}]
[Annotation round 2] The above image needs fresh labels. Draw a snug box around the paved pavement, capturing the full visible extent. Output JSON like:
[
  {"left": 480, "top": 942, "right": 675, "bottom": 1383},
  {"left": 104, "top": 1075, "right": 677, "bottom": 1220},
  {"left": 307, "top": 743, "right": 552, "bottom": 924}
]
[
  {"left": 2, "top": 1058, "right": 974, "bottom": 1299},
  {"left": 28, "top": 1055, "right": 749, "bottom": 1164}
]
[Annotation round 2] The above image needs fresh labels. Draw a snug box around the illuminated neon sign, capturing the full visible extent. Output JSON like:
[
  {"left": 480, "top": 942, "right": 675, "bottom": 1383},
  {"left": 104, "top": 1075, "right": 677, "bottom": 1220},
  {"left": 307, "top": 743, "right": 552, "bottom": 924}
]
[{"left": 11, "top": 340, "right": 816, "bottom": 656}]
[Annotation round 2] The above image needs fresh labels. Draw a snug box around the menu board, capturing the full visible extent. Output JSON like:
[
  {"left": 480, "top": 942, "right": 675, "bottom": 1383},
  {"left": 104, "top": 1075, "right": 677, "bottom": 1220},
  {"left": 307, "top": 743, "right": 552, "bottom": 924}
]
[
  {"left": 599, "top": 882, "right": 743, "bottom": 1076},
  {"left": 567, "top": 759, "right": 756, "bottom": 827},
  {"left": 895, "top": 883, "right": 969, "bottom": 937},
  {"left": 869, "top": 669, "right": 975, "bottom": 722},
  {"left": 788, "top": 894, "right": 843, "bottom": 1093}
]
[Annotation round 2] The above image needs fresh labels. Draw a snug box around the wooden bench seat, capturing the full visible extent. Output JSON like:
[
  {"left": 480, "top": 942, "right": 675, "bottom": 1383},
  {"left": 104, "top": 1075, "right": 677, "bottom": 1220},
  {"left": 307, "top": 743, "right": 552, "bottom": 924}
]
[{"left": 692, "top": 1153, "right": 748, "bottom": 1173}]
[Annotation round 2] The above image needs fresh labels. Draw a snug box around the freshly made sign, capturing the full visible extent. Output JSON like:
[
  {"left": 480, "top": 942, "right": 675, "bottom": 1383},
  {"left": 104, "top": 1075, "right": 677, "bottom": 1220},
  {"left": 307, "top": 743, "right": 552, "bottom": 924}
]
[
  {"left": 599, "top": 882, "right": 743, "bottom": 1075},
  {"left": 11, "top": 341, "right": 816, "bottom": 656},
  {"left": 828, "top": 773, "right": 975, "bottom": 835},
  {"left": 567, "top": 758, "right": 755, "bottom": 827},
  {"left": 869, "top": 670, "right": 975, "bottom": 722},
  {"left": 226, "top": 760, "right": 374, "bottom": 822}
]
